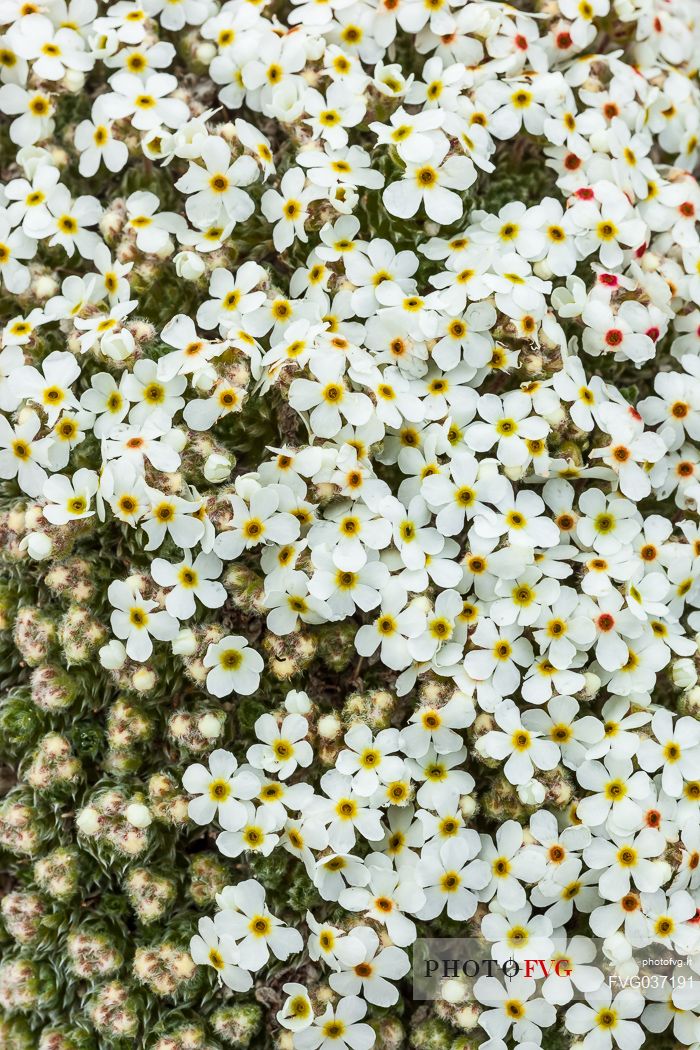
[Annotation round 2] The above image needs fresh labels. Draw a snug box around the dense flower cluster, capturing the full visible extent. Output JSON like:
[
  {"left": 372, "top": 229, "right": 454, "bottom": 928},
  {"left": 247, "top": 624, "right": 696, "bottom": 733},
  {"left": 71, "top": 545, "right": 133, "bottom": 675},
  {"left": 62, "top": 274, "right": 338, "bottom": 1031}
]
[{"left": 2, "top": 0, "right": 700, "bottom": 1045}]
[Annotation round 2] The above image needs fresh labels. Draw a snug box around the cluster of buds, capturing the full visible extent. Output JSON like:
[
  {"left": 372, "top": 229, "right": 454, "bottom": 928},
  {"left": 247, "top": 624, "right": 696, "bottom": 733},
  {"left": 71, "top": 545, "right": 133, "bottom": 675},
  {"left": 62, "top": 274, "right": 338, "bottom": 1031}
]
[
  {"left": 0, "top": 793, "right": 43, "bottom": 857},
  {"left": 147, "top": 772, "right": 190, "bottom": 827},
  {"left": 187, "top": 853, "right": 228, "bottom": 908},
  {"left": 124, "top": 867, "right": 177, "bottom": 924},
  {"left": 0, "top": 958, "right": 56, "bottom": 1014},
  {"left": 167, "top": 705, "right": 226, "bottom": 755},
  {"left": 58, "top": 605, "right": 108, "bottom": 666},
  {"left": 25, "top": 732, "right": 82, "bottom": 793},
  {"left": 13, "top": 606, "right": 56, "bottom": 666},
  {"left": 209, "top": 1004, "right": 263, "bottom": 1050},
  {"left": 33, "top": 846, "right": 80, "bottom": 901},
  {"left": 132, "top": 940, "right": 197, "bottom": 997},
  {"left": 30, "top": 664, "right": 77, "bottom": 713},
  {"left": 262, "top": 626, "right": 317, "bottom": 680},
  {"left": 66, "top": 927, "right": 124, "bottom": 979},
  {"left": 43, "top": 557, "right": 95, "bottom": 604},
  {"left": 152, "top": 1020, "right": 216, "bottom": 1050},
  {"left": 175, "top": 623, "right": 226, "bottom": 687},
  {"left": 87, "top": 981, "right": 140, "bottom": 1041},
  {"left": 105, "top": 698, "right": 155, "bottom": 772},
  {"left": 343, "top": 688, "right": 399, "bottom": 731},
  {"left": 0, "top": 890, "right": 46, "bottom": 946},
  {"left": 76, "top": 787, "right": 153, "bottom": 858}
]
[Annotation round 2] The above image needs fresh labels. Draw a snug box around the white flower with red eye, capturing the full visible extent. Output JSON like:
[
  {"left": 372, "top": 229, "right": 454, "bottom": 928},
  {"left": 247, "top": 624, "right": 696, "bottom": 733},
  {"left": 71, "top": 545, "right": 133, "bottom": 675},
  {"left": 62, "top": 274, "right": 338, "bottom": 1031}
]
[
  {"left": 582, "top": 299, "right": 656, "bottom": 364},
  {"left": 590, "top": 408, "right": 667, "bottom": 500}
]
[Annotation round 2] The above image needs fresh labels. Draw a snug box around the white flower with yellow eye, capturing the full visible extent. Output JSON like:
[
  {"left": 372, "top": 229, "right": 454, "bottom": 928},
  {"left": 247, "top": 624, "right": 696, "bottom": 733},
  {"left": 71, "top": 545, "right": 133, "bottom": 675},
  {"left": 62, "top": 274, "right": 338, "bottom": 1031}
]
[
  {"left": 176, "top": 137, "right": 258, "bottom": 228},
  {"left": 247, "top": 713, "right": 313, "bottom": 779},
  {"left": 203, "top": 634, "right": 264, "bottom": 698},
  {"left": 214, "top": 878, "right": 303, "bottom": 970},
  {"left": 42, "top": 468, "right": 98, "bottom": 525},
  {"left": 277, "top": 983, "right": 314, "bottom": 1033},
  {"left": 151, "top": 551, "right": 226, "bottom": 619},
  {"left": 477, "top": 699, "right": 560, "bottom": 786},
  {"left": 15, "top": 350, "right": 80, "bottom": 425},
  {"left": 336, "top": 724, "right": 405, "bottom": 797},
  {"left": 104, "top": 71, "right": 189, "bottom": 131},
  {"left": 0, "top": 409, "right": 53, "bottom": 496},
  {"left": 189, "top": 916, "right": 251, "bottom": 992},
  {"left": 294, "top": 997, "right": 375, "bottom": 1050},
  {"left": 183, "top": 749, "right": 259, "bottom": 826},
  {"left": 306, "top": 912, "right": 365, "bottom": 971},
  {"left": 107, "top": 578, "right": 179, "bottom": 663}
]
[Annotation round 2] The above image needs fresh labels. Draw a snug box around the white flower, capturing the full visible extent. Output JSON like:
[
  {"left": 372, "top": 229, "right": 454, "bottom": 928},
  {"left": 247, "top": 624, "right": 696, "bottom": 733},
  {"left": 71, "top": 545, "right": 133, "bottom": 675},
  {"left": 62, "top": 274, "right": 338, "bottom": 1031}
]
[
  {"left": 203, "top": 635, "right": 264, "bottom": 697},
  {"left": 478, "top": 699, "right": 560, "bottom": 785},
  {"left": 190, "top": 916, "right": 251, "bottom": 992},
  {"left": 247, "top": 714, "right": 313, "bottom": 779},
  {"left": 278, "top": 983, "right": 314, "bottom": 1032},
  {"left": 42, "top": 468, "right": 98, "bottom": 524},
  {"left": 328, "top": 927, "right": 409, "bottom": 1006},
  {"left": 293, "top": 997, "right": 375, "bottom": 1050},
  {"left": 383, "top": 138, "right": 476, "bottom": 224},
  {"left": 335, "top": 724, "right": 405, "bottom": 796},
  {"left": 0, "top": 410, "right": 52, "bottom": 497},
  {"left": 565, "top": 987, "right": 645, "bottom": 1050},
  {"left": 104, "top": 72, "right": 189, "bottom": 130},
  {"left": 176, "top": 137, "right": 258, "bottom": 228},
  {"left": 151, "top": 551, "right": 226, "bottom": 619},
  {"left": 354, "top": 581, "right": 425, "bottom": 671},
  {"left": 215, "top": 879, "right": 303, "bottom": 970},
  {"left": 417, "top": 834, "right": 489, "bottom": 920},
  {"left": 108, "top": 579, "right": 179, "bottom": 662},
  {"left": 183, "top": 749, "right": 259, "bottom": 827}
]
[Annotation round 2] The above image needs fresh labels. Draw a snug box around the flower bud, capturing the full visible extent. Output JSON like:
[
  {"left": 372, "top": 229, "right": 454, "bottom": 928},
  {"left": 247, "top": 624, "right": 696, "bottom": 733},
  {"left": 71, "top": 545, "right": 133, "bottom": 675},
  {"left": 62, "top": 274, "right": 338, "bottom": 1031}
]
[
  {"left": 174, "top": 251, "right": 205, "bottom": 280},
  {"left": 126, "top": 803, "right": 152, "bottom": 828},
  {"left": 203, "top": 451, "right": 233, "bottom": 483}
]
